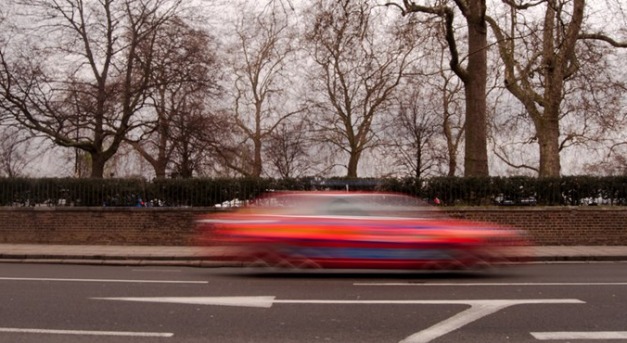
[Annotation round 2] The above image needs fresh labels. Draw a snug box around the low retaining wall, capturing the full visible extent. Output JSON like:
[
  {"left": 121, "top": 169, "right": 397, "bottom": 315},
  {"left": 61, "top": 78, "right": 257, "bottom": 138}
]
[{"left": 0, "top": 207, "right": 625, "bottom": 246}]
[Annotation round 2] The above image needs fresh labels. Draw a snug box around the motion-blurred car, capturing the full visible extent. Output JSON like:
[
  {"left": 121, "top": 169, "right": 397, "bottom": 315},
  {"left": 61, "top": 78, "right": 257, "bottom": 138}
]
[{"left": 196, "top": 192, "right": 529, "bottom": 270}]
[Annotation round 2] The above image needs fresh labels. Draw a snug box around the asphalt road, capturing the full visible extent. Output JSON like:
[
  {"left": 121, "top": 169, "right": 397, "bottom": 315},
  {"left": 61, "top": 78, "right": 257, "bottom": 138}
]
[{"left": 1, "top": 262, "right": 626, "bottom": 343}]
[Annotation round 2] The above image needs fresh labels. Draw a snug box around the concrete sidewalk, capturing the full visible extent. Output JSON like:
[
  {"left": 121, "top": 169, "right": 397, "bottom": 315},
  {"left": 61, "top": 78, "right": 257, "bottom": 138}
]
[{"left": 1, "top": 244, "right": 627, "bottom": 267}]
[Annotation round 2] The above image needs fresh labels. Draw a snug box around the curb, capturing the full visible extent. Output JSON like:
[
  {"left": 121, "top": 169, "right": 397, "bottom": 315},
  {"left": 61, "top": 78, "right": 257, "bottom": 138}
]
[
  {"left": 1, "top": 254, "right": 627, "bottom": 267},
  {"left": 0, "top": 256, "right": 244, "bottom": 267},
  {"left": 531, "top": 255, "right": 627, "bottom": 262}
]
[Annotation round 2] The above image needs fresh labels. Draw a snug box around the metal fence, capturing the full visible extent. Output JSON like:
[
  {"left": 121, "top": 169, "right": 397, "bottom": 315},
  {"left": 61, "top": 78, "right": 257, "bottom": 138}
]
[{"left": 1, "top": 176, "right": 626, "bottom": 207}]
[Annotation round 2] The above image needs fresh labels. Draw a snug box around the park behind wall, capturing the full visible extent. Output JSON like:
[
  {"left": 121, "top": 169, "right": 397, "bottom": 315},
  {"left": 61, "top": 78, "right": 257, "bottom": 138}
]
[{"left": 0, "top": 206, "right": 625, "bottom": 246}]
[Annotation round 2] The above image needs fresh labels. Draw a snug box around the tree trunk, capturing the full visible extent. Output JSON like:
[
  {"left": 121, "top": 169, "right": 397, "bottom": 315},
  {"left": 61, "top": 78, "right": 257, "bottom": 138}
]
[
  {"left": 415, "top": 145, "right": 423, "bottom": 179},
  {"left": 347, "top": 150, "right": 361, "bottom": 178},
  {"left": 90, "top": 153, "right": 106, "bottom": 178},
  {"left": 252, "top": 137, "right": 263, "bottom": 178},
  {"left": 178, "top": 156, "right": 194, "bottom": 178},
  {"left": 463, "top": 0, "right": 489, "bottom": 177},
  {"left": 154, "top": 164, "right": 167, "bottom": 179},
  {"left": 447, "top": 150, "right": 458, "bottom": 177},
  {"left": 537, "top": 116, "right": 562, "bottom": 177}
]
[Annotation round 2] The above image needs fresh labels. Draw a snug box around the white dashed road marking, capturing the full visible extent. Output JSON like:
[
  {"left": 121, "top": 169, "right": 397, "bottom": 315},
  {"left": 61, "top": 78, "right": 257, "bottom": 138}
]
[
  {"left": 0, "top": 277, "right": 206, "bottom": 284},
  {"left": 531, "top": 331, "right": 627, "bottom": 340},
  {"left": 0, "top": 328, "right": 173, "bottom": 338}
]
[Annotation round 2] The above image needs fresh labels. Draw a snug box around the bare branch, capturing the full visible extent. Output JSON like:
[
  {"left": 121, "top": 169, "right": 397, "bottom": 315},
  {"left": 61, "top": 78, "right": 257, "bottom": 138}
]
[
  {"left": 501, "top": 0, "right": 546, "bottom": 10},
  {"left": 578, "top": 33, "right": 627, "bottom": 48}
]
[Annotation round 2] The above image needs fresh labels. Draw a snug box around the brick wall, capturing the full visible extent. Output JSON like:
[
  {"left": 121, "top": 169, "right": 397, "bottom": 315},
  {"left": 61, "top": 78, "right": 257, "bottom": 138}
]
[
  {"left": 445, "top": 207, "right": 627, "bottom": 245},
  {"left": 1, "top": 207, "right": 625, "bottom": 246},
  {"left": 0, "top": 207, "right": 208, "bottom": 246}
]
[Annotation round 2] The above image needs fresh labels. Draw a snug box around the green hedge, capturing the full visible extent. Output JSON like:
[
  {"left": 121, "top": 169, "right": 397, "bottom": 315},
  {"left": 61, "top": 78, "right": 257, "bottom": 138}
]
[{"left": 0, "top": 176, "right": 625, "bottom": 207}]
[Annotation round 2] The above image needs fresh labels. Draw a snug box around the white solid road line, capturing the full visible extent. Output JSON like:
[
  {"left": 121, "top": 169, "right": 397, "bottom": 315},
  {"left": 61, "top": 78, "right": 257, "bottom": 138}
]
[
  {"left": 0, "top": 277, "right": 207, "bottom": 284},
  {"left": 531, "top": 331, "right": 627, "bottom": 340},
  {"left": 0, "top": 328, "right": 173, "bottom": 338},
  {"left": 95, "top": 296, "right": 278, "bottom": 308},
  {"left": 354, "top": 282, "right": 627, "bottom": 287}
]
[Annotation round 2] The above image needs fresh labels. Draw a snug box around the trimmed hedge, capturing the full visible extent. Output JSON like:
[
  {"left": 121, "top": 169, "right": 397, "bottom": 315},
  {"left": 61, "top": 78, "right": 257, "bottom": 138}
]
[{"left": 0, "top": 176, "right": 625, "bottom": 207}]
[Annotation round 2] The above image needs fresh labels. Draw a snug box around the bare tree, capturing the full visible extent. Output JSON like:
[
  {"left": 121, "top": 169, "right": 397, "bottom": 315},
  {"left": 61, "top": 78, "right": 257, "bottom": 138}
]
[
  {"left": 265, "top": 120, "right": 313, "bottom": 179},
  {"left": 386, "top": 91, "right": 443, "bottom": 178},
  {"left": 487, "top": 0, "right": 627, "bottom": 176},
  {"left": 305, "top": 0, "right": 416, "bottom": 178},
  {"left": 0, "top": 0, "right": 184, "bottom": 178},
  {"left": 214, "top": 1, "right": 304, "bottom": 178},
  {"left": 584, "top": 142, "right": 627, "bottom": 176},
  {"left": 392, "top": 12, "right": 466, "bottom": 178},
  {"left": 130, "top": 16, "right": 220, "bottom": 178},
  {"left": 386, "top": 0, "right": 490, "bottom": 177},
  {"left": 385, "top": 66, "right": 465, "bottom": 178},
  {"left": 429, "top": 41, "right": 467, "bottom": 177},
  {"left": 439, "top": 75, "right": 466, "bottom": 177},
  {"left": 0, "top": 126, "right": 37, "bottom": 177},
  {"left": 169, "top": 100, "right": 219, "bottom": 178}
]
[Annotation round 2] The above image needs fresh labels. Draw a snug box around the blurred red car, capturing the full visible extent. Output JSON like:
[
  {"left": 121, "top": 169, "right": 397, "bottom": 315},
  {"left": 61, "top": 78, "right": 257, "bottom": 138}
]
[{"left": 196, "top": 192, "right": 529, "bottom": 270}]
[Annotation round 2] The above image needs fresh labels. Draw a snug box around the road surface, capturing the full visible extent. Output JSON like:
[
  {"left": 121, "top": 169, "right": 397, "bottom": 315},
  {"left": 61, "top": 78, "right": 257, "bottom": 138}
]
[{"left": 1, "top": 262, "right": 626, "bottom": 342}]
